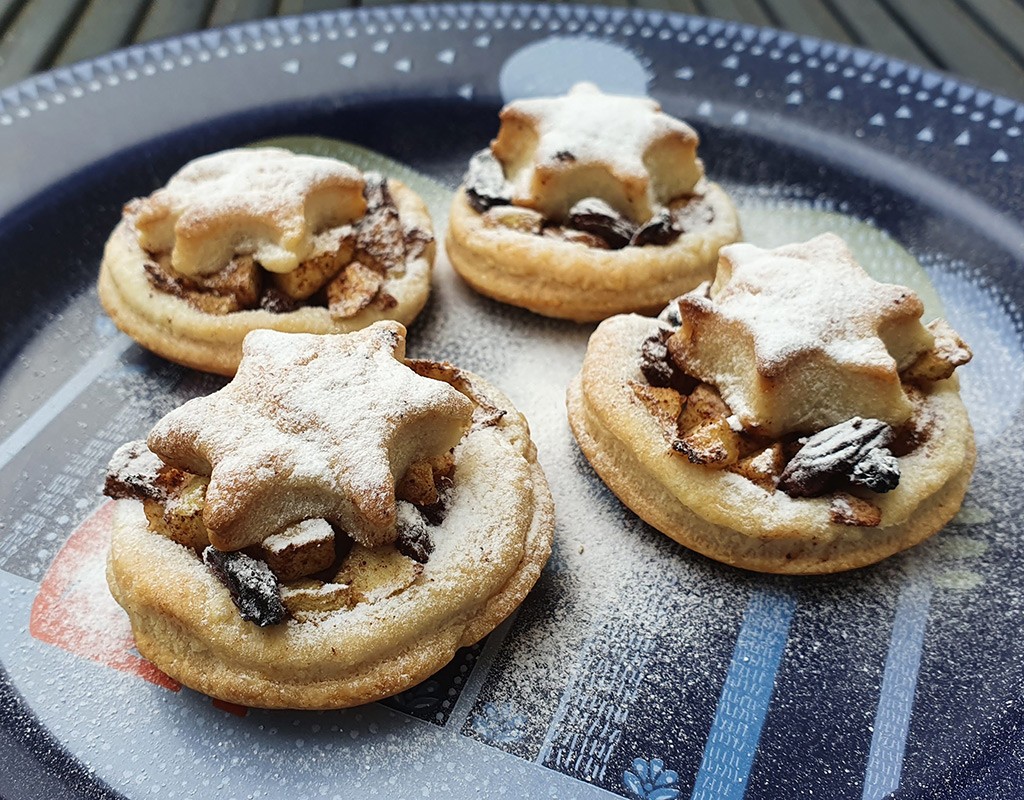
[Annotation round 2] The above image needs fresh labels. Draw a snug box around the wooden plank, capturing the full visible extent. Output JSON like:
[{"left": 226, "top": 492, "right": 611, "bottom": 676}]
[
  {"left": 760, "top": 0, "right": 854, "bottom": 42},
  {"left": 700, "top": 0, "right": 774, "bottom": 26},
  {"left": 828, "top": 0, "right": 935, "bottom": 66},
  {"left": 0, "top": 0, "right": 86, "bottom": 87},
  {"left": 208, "top": 0, "right": 275, "bottom": 26},
  {"left": 883, "top": 0, "right": 1024, "bottom": 97},
  {"left": 0, "top": 0, "right": 28, "bottom": 34},
  {"left": 134, "top": 0, "right": 213, "bottom": 43},
  {"left": 52, "top": 0, "right": 149, "bottom": 67},
  {"left": 959, "top": 0, "right": 1024, "bottom": 61}
]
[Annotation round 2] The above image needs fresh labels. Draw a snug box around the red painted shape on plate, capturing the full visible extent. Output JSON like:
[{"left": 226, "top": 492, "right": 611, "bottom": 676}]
[
  {"left": 212, "top": 698, "right": 250, "bottom": 716},
  {"left": 29, "top": 500, "right": 180, "bottom": 692}
]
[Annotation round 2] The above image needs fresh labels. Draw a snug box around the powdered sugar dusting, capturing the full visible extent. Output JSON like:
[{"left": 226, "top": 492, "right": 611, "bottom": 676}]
[
  {"left": 672, "top": 234, "right": 938, "bottom": 435},
  {"left": 713, "top": 235, "right": 930, "bottom": 374},
  {"left": 493, "top": 82, "right": 702, "bottom": 222},
  {"left": 148, "top": 322, "right": 473, "bottom": 548},
  {"left": 132, "top": 147, "right": 365, "bottom": 276},
  {"left": 4, "top": 138, "right": 1022, "bottom": 800},
  {"left": 263, "top": 518, "right": 334, "bottom": 555}
]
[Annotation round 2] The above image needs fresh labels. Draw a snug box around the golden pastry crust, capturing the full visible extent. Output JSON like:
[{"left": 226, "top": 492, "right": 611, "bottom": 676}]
[
  {"left": 446, "top": 183, "right": 740, "bottom": 323},
  {"left": 107, "top": 368, "right": 555, "bottom": 709},
  {"left": 99, "top": 176, "right": 434, "bottom": 376},
  {"left": 567, "top": 314, "right": 975, "bottom": 574}
]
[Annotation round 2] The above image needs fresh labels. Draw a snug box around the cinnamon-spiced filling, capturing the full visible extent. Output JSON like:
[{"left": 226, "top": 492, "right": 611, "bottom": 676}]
[
  {"left": 136, "top": 175, "right": 430, "bottom": 319},
  {"left": 631, "top": 309, "right": 963, "bottom": 528},
  {"left": 465, "top": 149, "right": 714, "bottom": 251},
  {"left": 103, "top": 361, "right": 502, "bottom": 626}
]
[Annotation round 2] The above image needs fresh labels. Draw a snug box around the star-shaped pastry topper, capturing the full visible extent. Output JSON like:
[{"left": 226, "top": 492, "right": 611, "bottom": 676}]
[
  {"left": 490, "top": 82, "right": 704, "bottom": 224},
  {"left": 668, "top": 234, "right": 936, "bottom": 437},
  {"left": 147, "top": 322, "right": 474, "bottom": 551},
  {"left": 130, "top": 147, "right": 367, "bottom": 277}
]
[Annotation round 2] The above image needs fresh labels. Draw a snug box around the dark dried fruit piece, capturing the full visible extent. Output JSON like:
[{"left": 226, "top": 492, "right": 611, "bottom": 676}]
[
  {"left": 395, "top": 503, "right": 434, "bottom": 564},
  {"left": 203, "top": 547, "right": 287, "bottom": 626},
  {"left": 355, "top": 173, "right": 406, "bottom": 272},
  {"left": 259, "top": 286, "right": 301, "bottom": 314},
  {"left": 778, "top": 417, "right": 901, "bottom": 498},
  {"left": 465, "top": 149, "right": 512, "bottom": 213},
  {"left": 567, "top": 198, "right": 637, "bottom": 249},
  {"left": 640, "top": 329, "right": 673, "bottom": 387},
  {"left": 849, "top": 448, "right": 900, "bottom": 492},
  {"left": 630, "top": 209, "right": 680, "bottom": 247},
  {"left": 640, "top": 329, "right": 696, "bottom": 393}
]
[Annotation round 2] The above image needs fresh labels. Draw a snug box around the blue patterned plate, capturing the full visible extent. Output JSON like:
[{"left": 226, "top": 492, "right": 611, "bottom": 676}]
[{"left": 0, "top": 4, "right": 1021, "bottom": 799}]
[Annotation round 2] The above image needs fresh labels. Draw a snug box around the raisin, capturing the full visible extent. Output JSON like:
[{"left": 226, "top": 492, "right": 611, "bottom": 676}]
[
  {"left": 465, "top": 149, "right": 512, "bottom": 213},
  {"left": 259, "top": 286, "right": 300, "bottom": 314},
  {"left": 778, "top": 417, "right": 901, "bottom": 498},
  {"left": 203, "top": 547, "right": 286, "bottom": 626},
  {"left": 630, "top": 209, "right": 680, "bottom": 247},
  {"left": 849, "top": 448, "right": 900, "bottom": 493},
  {"left": 567, "top": 198, "right": 637, "bottom": 249},
  {"left": 395, "top": 503, "right": 434, "bottom": 564},
  {"left": 640, "top": 329, "right": 696, "bottom": 393}
]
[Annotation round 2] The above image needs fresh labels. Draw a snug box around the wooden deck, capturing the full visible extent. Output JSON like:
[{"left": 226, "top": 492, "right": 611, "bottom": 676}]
[{"left": 0, "top": 0, "right": 1021, "bottom": 99}]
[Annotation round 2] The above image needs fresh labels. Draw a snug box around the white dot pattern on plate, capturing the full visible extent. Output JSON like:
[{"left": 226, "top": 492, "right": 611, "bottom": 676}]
[{"left": 0, "top": 2, "right": 1017, "bottom": 167}]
